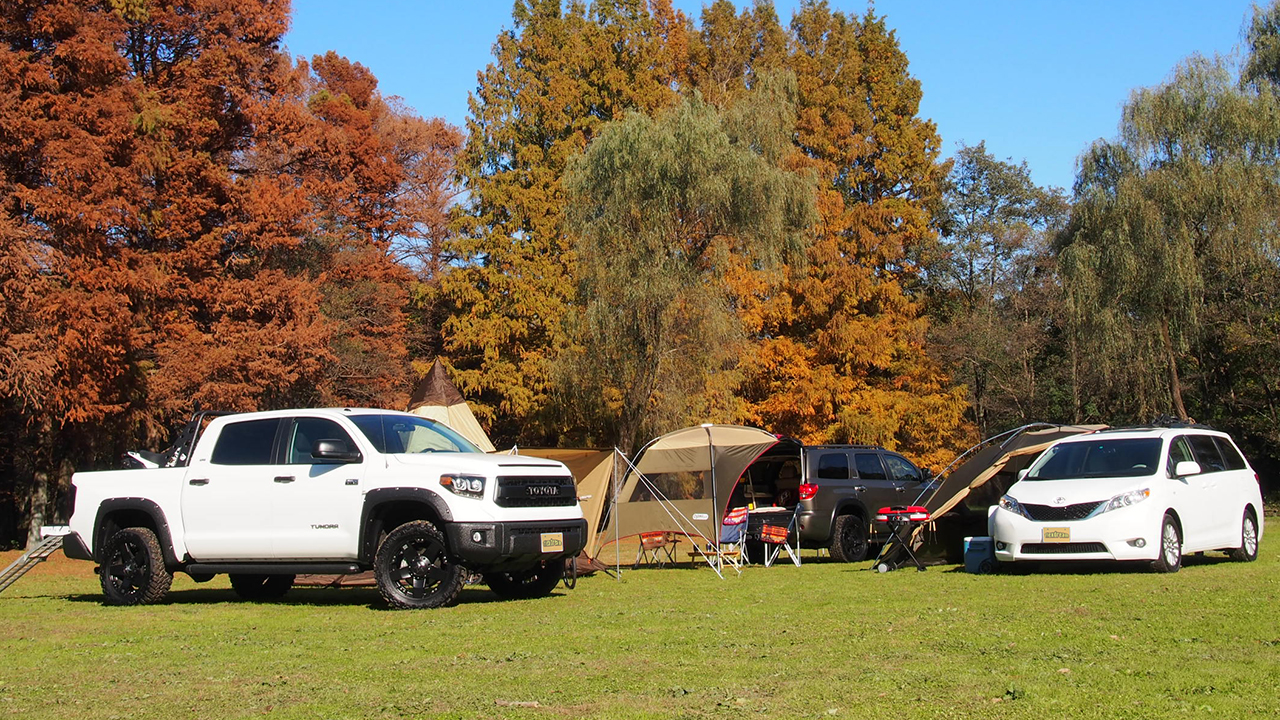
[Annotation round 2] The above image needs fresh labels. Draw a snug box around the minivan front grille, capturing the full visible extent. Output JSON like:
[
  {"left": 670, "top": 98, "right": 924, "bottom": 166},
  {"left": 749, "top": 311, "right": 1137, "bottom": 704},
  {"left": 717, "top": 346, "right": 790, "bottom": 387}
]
[
  {"left": 494, "top": 475, "right": 577, "bottom": 508},
  {"left": 1021, "top": 542, "right": 1108, "bottom": 555},
  {"left": 1023, "top": 501, "right": 1104, "bottom": 521}
]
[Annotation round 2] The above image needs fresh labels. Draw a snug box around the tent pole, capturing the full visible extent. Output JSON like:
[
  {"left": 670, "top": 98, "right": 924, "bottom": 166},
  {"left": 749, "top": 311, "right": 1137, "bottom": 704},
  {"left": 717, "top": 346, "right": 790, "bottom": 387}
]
[
  {"left": 613, "top": 447, "right": 622, "bottom": 581},
  {"left": 702, "top": 424, "right": 718, "bottom": 569}
]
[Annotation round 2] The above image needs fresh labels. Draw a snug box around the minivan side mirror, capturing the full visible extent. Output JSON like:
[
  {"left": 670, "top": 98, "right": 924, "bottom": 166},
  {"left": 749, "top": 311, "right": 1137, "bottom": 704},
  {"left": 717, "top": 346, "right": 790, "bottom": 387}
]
[
  {"left": 1017, "top": 468, "right": 1029, "bottom": 482},
  {"left": 312, "top": 439, "right": 362, "bottom": 463},
  {"left": 1174, "top": 460, "right": 1201, "bottom": 477}
]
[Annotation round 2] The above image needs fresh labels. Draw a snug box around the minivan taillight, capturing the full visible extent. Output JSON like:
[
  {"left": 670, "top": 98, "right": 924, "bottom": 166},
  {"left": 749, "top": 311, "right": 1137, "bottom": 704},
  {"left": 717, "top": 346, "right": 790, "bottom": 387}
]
[{"left": 799, "top": 483, "right": 817, "bottom": 501}]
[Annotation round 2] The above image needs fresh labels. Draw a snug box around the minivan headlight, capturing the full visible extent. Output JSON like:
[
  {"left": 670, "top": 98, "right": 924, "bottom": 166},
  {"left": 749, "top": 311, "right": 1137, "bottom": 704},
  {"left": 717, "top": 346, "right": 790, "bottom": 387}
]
[
  {"left": 998, "top": 494, "right": 1031, "bottom": 519},
  {"left": 1099, "top": 488, "right": 1149, "bottom": 514}
]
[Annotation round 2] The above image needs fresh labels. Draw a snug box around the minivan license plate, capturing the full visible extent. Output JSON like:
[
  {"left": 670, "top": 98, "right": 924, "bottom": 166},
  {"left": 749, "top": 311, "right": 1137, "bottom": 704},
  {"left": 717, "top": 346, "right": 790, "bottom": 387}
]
[
  {"left": 1042, "top": 527, "right": 1070, "bottom": 543},
  {"left": 541, "top": 532, "right": 564, "bottom": 553}
]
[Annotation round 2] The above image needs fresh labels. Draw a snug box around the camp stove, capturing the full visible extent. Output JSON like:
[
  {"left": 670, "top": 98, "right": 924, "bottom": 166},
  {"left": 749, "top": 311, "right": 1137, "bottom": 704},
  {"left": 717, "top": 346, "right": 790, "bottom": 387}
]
[{"left": 873, "top": 506, "right": 931, "bottom": 573}]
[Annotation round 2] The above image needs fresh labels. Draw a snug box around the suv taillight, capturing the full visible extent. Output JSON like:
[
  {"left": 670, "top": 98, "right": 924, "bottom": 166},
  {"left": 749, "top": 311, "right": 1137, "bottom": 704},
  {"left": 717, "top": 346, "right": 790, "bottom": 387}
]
[{"left": 799, "top": 483, "right": 817, "bottom": 501}]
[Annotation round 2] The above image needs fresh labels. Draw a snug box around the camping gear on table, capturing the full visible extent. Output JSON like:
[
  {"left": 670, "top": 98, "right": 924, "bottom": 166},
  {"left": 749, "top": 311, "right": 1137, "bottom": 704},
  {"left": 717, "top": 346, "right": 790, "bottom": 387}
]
[{"left": 874, "top": 506, "right": 932, "bottom": 572}]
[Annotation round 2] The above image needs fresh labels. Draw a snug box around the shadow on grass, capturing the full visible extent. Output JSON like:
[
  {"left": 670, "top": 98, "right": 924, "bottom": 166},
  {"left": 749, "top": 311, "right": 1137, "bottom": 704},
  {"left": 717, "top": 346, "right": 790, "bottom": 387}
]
[
  {"left": 56, "top": 583, "right": 571, "bottom": 609},
  {"left": 949, "top": 552, "right": 1242, "bottom": 576}
]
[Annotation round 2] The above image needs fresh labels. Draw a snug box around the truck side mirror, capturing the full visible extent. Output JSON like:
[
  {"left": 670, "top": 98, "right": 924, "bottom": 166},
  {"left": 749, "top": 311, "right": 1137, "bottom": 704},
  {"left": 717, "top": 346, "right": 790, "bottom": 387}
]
[{"left": 312, "top": 439, "right": 362, "bottom": 463}]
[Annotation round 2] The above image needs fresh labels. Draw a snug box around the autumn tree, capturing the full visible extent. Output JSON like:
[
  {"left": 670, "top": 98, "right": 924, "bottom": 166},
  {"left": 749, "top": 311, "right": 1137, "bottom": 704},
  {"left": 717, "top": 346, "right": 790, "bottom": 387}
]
[
  {"left": 441, "top": 0, "right": 686, "bottom": 445},
  {"left": 732, "top": 4, "right": 970, "bottom": 470},
  {"left": 560, "top": 78, "right": 815, "bottom": 452},
  {"left": 930, "top": 142, "right": 1069, "bottom": 436}
]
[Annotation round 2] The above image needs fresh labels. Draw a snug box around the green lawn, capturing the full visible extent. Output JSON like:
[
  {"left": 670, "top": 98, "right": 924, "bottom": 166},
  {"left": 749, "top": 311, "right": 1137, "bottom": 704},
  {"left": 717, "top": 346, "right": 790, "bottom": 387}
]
[{"left": 2, "top": 541, "right": 1277, "bottom": 719}]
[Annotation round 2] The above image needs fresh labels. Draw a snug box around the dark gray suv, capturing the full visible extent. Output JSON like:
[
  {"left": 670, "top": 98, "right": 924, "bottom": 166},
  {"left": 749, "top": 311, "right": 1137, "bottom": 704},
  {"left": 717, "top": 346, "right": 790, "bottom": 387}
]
[{"left": 795, "top": 445, "right": 931, "bottom": 562}]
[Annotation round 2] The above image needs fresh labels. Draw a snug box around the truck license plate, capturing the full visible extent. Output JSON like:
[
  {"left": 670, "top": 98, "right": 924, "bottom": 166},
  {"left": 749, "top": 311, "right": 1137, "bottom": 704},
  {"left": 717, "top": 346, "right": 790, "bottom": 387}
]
[
  {"left": 1042, "top": 527, "right": 1070, "bottom": 543},
  {"left": 540, "top": 532, "right": 564, "bottom": 553}
]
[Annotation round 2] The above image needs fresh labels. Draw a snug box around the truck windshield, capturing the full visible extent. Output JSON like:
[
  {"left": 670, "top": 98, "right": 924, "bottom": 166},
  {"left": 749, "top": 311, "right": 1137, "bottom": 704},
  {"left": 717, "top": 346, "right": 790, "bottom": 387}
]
[
  {"left": 350, "top": 415, "right": 481, "bottom": 454},
  {"left": 1025, "top": 438, "right": 1163, "bottom": 480}
]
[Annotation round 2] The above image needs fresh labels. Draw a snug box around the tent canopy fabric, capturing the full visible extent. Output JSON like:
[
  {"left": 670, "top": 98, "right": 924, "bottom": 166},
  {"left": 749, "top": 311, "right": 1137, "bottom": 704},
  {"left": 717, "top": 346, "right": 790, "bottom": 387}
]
[
  {"left": 407, "top": 359, "right": 496, "bottom": 453},
  {"left": 613, "top": 425, "right": 780, "bottom": 542}
]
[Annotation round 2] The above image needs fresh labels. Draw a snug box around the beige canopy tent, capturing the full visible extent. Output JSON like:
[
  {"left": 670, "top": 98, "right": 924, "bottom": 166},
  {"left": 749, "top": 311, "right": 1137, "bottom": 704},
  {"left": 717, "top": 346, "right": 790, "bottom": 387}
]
[
  {"left": 612, "top": 424, "right": 782, "bottom": 547},
  {"left": 407, "top": 359, "right": 496, "bottom": 453}
]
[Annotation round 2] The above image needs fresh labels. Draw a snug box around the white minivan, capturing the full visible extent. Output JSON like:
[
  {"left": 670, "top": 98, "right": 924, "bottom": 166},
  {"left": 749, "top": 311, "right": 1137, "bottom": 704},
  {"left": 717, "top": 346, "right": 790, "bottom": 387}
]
[{"left": 989, "top": 427, "right": 1263, "bottom": 572}]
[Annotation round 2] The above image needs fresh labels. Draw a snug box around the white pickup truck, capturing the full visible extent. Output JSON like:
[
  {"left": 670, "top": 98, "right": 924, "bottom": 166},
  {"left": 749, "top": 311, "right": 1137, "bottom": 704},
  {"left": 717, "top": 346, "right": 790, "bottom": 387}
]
[{"left": 64, "top": 408, "right": 587, "bottom": 609}]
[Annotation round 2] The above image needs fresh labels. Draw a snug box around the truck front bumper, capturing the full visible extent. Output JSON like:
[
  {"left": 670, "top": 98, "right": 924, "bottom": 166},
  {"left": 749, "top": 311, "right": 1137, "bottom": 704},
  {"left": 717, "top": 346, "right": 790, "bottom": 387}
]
[{"left": 447, "top": 518, "right": 588, "bottom": 571}]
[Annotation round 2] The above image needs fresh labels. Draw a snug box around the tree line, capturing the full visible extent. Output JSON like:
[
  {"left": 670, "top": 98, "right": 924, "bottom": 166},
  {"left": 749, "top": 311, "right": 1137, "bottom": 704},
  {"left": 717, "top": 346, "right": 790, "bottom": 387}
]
[{"left": 2, "top": 0, "right": 1277, "bottom": 546}]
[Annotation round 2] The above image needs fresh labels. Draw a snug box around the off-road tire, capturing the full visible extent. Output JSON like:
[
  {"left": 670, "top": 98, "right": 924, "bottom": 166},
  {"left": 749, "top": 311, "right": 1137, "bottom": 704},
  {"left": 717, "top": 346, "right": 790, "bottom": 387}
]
[
  {"left": 375, "top": 520, "right": 465, "bottom": 609},
  {"left": 829, "top": 514, "right": 869, "bottom": 563},
  {"left": 1229, "top": 510, "right": 1260, "bottom": 562},
  {"left": 100, "top": 527, "right": 173, "bottom": 606},
  {"left": 229, "top": 574, "right": 295, "bottom": 601},
  {"left": 1151, "top": 514, "right": 1182, "bottom": 573},
  {"left": 484, "top": 558, "right": 565, "bottom": 600}
]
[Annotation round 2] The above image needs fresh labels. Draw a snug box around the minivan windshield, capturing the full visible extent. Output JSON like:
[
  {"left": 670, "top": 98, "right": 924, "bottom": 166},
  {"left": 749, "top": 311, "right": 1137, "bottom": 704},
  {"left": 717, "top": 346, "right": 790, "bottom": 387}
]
[
  {"left": 350, "top": 414, "right": 481, "bottom": 454},
  {"left": 1025, "top": 438, "right": 1163, "bottom": 480}
]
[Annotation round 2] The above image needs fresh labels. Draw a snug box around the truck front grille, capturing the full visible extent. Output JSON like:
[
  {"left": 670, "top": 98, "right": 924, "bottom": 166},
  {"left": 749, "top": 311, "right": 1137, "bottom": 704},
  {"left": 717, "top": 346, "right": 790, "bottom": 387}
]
[{"left": 494, "top": 475, "right": 577, "bottom": 508}]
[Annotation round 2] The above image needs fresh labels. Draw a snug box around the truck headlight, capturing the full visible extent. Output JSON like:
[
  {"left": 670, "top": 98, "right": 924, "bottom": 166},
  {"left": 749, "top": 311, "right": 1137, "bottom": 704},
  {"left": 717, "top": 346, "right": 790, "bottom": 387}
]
[
  {"left": 440, "top": 474, "right": 486, "bottom": 498},
  {"left": 1100, "top": 488, "right": 1149, "bottom": 514},
  {"left": 998, "top": 494, "right": 1032, "bottom": 519}
]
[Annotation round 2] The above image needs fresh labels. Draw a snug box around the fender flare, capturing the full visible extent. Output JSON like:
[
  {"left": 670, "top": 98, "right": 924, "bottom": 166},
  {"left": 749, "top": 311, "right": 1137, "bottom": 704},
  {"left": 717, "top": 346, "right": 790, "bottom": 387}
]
[
  {"left": 93, "top": 498, "right": 181, "bottom": 569},
  {"left": 358, "top": 487, "right": 455, "bottom": 564}
]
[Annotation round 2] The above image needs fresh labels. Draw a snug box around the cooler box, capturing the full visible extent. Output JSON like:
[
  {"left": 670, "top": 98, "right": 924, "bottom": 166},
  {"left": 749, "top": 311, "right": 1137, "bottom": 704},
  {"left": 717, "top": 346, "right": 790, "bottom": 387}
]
[{"left": 964, "top": 536, "right": 995, "bottom": 574}]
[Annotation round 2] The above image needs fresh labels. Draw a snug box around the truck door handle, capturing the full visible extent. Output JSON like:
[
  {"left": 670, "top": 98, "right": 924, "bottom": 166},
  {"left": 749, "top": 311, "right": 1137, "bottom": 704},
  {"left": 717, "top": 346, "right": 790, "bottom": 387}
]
[
  {"left": 853, "top": 485, "right": 867, "bottom": 492},
  {"left": 895, "top": 485, "right": 906, "bottom": 492},
  {"left": 274, "top": 476, "right": 296, "bottom": 484},
  {"left": 189, "top": 478, "right": 209, "bottom": 486}
]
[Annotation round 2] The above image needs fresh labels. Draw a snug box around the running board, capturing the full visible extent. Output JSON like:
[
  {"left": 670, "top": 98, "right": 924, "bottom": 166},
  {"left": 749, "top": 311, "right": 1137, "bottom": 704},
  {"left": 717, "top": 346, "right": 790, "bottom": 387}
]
[
  {"left": 184, "top": 562, "right": 363, "bottom": 575},
  {"left": 0, "top": 531, "right": 67, "bottom": 594}
]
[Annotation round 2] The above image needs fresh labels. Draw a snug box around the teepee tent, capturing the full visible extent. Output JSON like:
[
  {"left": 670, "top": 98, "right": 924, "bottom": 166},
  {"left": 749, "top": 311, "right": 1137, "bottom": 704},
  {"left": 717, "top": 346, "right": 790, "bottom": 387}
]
[{"left": 407, "top": 359, "right": 496, "bottom": 453}]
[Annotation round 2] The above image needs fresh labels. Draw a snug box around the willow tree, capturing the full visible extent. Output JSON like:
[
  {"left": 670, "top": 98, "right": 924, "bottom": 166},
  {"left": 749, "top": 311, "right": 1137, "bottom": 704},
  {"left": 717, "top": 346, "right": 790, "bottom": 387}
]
[
  {"left": 1059, "top": 55, "right": 1280, "bottom": 423},
  {"left": 560, "top": 79, "right": 814, "bottom": 453}
]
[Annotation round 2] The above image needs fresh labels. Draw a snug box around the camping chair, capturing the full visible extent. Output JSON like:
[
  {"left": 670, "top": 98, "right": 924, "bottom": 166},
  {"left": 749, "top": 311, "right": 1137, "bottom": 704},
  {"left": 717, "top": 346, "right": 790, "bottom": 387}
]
[
  {"left": 634, "top": 531, "right": 680, "bottom": 568},
  {"left": 711, "top": 506, "right": 749, "bottom": 573}
]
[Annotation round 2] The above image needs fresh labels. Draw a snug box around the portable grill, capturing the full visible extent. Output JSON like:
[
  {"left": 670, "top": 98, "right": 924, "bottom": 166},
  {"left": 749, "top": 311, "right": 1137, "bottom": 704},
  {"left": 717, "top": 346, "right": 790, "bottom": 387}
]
[{"left": 873, "top": 505, "right": 931, "bottom": 572}]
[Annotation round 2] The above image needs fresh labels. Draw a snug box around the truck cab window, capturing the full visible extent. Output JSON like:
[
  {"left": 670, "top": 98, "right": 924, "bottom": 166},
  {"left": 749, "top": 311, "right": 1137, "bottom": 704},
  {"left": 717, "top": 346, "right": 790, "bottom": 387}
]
[
  {"left": 210, "top": 419, "right": 279, "bottom": 465},
  {"left": 288, "top": 418, "right": 358, "bottom": 464},
  {"left": 854, "top": 453, "right": 887, "bottom": 481},
  {"left": 817, "top": 453, "right": 849, "bottom": 480},
  {"left": 883, "top": 454, "right": 920, "bottom": 484}
]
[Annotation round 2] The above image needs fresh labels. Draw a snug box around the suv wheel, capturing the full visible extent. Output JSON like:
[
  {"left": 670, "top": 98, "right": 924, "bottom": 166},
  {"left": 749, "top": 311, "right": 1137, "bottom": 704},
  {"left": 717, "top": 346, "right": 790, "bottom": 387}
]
[
  {"left": 1151, "top": 514, "right": 1182, "bottom": 573},
  {"left": 100, "top": 527, "right": 173, "bottom": 606},
  {"left": 829, "top": 514, "right": 868, "bottom": 563},
  {"left": 229, "top": 574, "right": 295, "bottom": 601},
  {"left": 484, "top": 558, "right": 565, "bottom": 600},
  {"left": 1229, "top": 510, "right": 1259, "bottom": 562},
  {"left": 375, "top": 520, "right": 465, "bottom": 609}
]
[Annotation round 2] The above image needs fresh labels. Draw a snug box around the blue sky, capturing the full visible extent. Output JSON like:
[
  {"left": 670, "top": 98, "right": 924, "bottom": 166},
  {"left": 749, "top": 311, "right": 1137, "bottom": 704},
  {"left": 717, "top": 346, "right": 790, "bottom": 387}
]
[{"left": 285, "top": 1, "right": 1257, "bottom": 192}]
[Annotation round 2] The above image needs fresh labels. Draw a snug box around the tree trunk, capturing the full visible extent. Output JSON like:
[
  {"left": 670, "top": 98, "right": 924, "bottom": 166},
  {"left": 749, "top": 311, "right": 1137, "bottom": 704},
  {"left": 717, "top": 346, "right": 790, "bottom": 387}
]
[
  {"left": 25, "top": 470, "right": 48, "bottom": 549},
  {"left": 1160, "top": 317, "right": 1189, "bottom": 422}
]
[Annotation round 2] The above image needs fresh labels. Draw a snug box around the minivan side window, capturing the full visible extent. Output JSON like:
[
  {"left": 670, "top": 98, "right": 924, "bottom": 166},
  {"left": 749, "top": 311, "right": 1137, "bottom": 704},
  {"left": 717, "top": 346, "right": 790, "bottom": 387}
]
[
  {"left": 1167, "top": 436, "right": 1194, "bottom": 476},
  {"left": 287, "top": 417, "right": 358, "bottom": 464},
  {"left": 1213, "top": 437, "right": 1247, "bottom": 471},
  {"left": 854, "top": 453, "right": 887, "bottom": 481},
  {"left": 883, "top": 454, "right": 920, "bottom": 483},
  {"left": 210, "top": 419, "right": 279, "bottom": 465},
  {"left": 817, "top": 453, "right": 850, "bottom": 480},
  {"left": 1188, "top": 435, "right": 1227, "bottom": 473}
]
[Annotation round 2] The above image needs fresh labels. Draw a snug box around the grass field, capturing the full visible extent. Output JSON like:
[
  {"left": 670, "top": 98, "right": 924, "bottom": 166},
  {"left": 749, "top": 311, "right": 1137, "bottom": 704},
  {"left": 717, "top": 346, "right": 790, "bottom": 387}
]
[{"left": 2, "top": 538, "right": 1278, "bottom": 719}]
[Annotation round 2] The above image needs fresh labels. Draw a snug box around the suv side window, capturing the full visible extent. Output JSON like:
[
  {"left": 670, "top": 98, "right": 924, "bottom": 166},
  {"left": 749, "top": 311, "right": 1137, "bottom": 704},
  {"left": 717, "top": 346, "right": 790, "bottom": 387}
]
[
  {"left": 883, "top": 454, "right": 921, "bottom": 484},
  {"left": 210, "top": 418, "right": 280, "bottom": 465},
  {"left": 1188, "top": 435, "right": 1226, "bottom": 473},
  {"left": 817, "top": 452, "right": 850, "bottom": 480},
  {"left": 1213, "top": 437, "right": 1247, "bottom": 471},
  {"left": 1167, "top": 436, "right": 1194, "bottom": 476},
  {"left": 854, "top": 453, "right": 887, "bottom": 481},
  {"left": 287, "top": 417, "right": 359, "bottom": 464}
]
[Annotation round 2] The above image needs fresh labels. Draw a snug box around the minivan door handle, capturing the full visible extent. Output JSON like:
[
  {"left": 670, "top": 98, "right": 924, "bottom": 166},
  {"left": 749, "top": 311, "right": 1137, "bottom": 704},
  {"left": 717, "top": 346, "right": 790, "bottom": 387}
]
[
  {"left": 188, "top": 478, "right": 209, "bottom": 486},
  {"left": 274, "top": 476, "right": 296, "bottom": 484}
]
